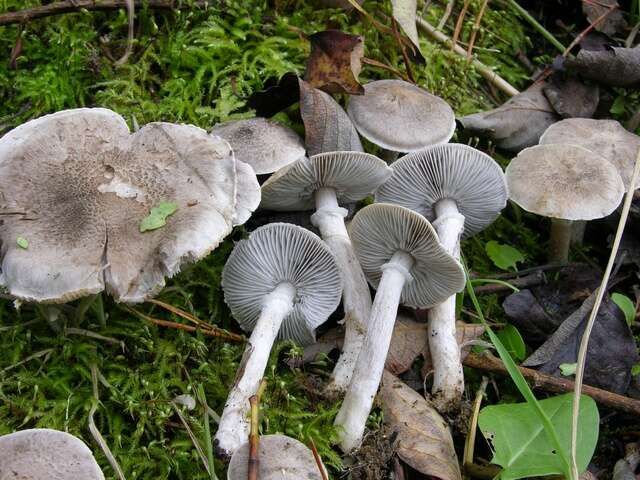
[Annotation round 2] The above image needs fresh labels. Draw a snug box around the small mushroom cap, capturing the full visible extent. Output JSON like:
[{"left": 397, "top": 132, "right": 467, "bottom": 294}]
[
  {"left": 232, "top": 160, "right": 261, "bottom": 226},
  {"left": 227, "top": 434, "right": 323, "bottom": 480},
  {"left": 222, "top": 223, "right": 342, "bottom": 345},
  {"left": 210, "top": 118, "right": 306, "bottom": 174},
  {"left": 539, "top": 118, "right": 640, "bottom": 190},
  {"left": 506, "top": 144, "right": 624, "bottom": 220},
  {"left": 375, "top": 143, "right": 508, "bottom": 237},
  {"left": 0, "top": 428, "right": 104, "bottom": 480},
  {"left": 350, "top": 204, "right": 465, "bottom": 308},
  {"left": 347, "top": 79, "right": 455, "bottom": 152},
  {"left": 260, "top": 151, "right": 392, "bottom": 211}
]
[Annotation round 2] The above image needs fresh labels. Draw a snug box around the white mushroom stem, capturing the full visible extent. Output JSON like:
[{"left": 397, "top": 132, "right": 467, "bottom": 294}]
[
  {"left": 429, "top": 199, "right": 466, "bottom": 411},
  {"left": 214, "top": 282, "right": 296, "bottom": 457},
  {"left": 311, "top": 187, "right": 372, "bottom": 393},
  {"left": 334, "top": 250, "right": 414, "bottom": 452},
  {"left": 549, "top": 218, "right": 573, "bottom": 264}
]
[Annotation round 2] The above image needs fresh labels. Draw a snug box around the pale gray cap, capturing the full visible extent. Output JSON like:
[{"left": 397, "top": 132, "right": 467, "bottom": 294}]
[
  {"left": 221, "top": 223, "right": 342, "bottom": 345},
  {"left": 347, "top": 79, "right": 455, "bottom": 152},
  {"left": 260, "top": 151, "right": 392, "bottom": 211},
  {"left": 232, "top": 160, "right": 261, "bottom": 226},
  {"left": 350, "top": 203, "right": 465, "bottom": 308},
  {"left": 506, "top": 144, "right": 624, "bottom": 220},
  {"left": 211, "top": 118, "right": 305, "bottom": 174},
  {"left": 376, "top": 143, "right": 508, "bottom": 237},
  {"left": 227, "top": 434, "right": 323, "bottom": 479},
  {"left": 0, "top": 428, "right": 104, "bottom": 480},
  {"left": 539, "top": 118, "right": 640, "bottom": 191}
]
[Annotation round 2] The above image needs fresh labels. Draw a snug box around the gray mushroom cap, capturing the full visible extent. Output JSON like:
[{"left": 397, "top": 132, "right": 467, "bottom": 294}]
[
  {"left": 211, "top": 118, "right": 306, "bottom": 174},
  {"left": 375, "top": 143, "right": 508, "bottom": 237},
  {"left": 0, "top": 108, "right": 238, "bottom": 303},
  {"left": 347, "top": 79, "right": 456, "bottom": 152},
  {"left": 0, "top": 428, "right": 104, "bottom": 480},
  {"left": 260, "top": 151, "right": 392, "bottom": 211},
  {"left": 539, "top": 118, "right": 640, "bottom": 191},
  {"left": 350, "top": 203, "right": 465, "bottom": 308},
  {"left": 506, "top": 144, "right": 624, "bottom": 220},
  {"left": 232, "top": 160, "right": 261, "bottom": 226},
  {"left": 227, "top": 434, "right": 323, "bottom": 480},
  {"left": 221, "top": 223, "right": 342, "bottom": 345}
]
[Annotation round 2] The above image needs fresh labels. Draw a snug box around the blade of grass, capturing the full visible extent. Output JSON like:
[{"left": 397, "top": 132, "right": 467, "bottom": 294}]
[
  {"left": 504, "top": 0, "right": 566, "bottom": 53},
  {"left": 196, "top": 385, "right": 218, "bottom": 480}
]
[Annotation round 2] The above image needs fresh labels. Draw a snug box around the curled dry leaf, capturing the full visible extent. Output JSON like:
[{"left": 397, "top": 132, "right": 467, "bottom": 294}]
[
  {"left": 304, "top": 30, "right": 365, "bottom": 95},
  {"left": 391, "top": 0, "right": 421, "bottom": 56},
  {"left": 564, "top": 47, "right": 640, "bottom": 87},
  {"left": 379, "top": 371, "right": 462, "bottom": 480},
  {"left": 582, "top": 0, "right": 626, "bottom": 37},
  {"left": 543, "top": 74, "right": 599, "bottom": 119}
]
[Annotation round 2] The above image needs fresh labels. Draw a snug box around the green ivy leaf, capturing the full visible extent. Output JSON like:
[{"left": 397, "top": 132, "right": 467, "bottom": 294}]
[
  {"left": 140, "top": 202, "right": 178, "bottom": 233},
  {"left": 559, "top": 363, "right": 577, "bottom": 376},
  {"left": 16, "top": 237, "right": 28, "bottom": 249},
  {"left": 611, "top": 293, "right": 636, "bottom": 326},
  {"left": 496, "top": 324, "right": 526, "bottom": 361},
  {"left": 485, "top": 241, "right": 525, "bottom": 271}
]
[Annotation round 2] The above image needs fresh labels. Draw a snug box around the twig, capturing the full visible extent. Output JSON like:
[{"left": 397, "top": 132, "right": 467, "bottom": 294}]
[
  {"left": 248, "top": 380, "right": 267, "bottom": 480},
  {"left": 463, "top": 377, "right": 489, "bottom": 480},
  {"left": 473, "top": 271, "right": 545, "bottom": 295},
  {"left": 504, "top": 0, "right": 566, "bottom": 53},
  {"left": 562, "top": 3, "right": 617, "bottom": 57},
  {"left": 362, "top": 57, "right": 410, "bottom": 81},
  {"left": 483, "top": 262, "right": 584, "bottom": 280},
  {"left": 467, "top": 0, "right": 489, "bottom": 60},
  {"left": 114, "top": 0, "right": 134, "bottom": 65},
  {"left": 451, "top": 0, "right": 471, "bottom": 50},
  {"left": 437, "top": 0, "right": 455, "bottom": 30},
  {"left": 463, "top": 352, "right": 640, "bottom": 417},
  {"left": 308, "top": 438, "right": 328, "bottom": 480},
  {"left": 392, "top": 18, "right": 415, "bottom": 82}
]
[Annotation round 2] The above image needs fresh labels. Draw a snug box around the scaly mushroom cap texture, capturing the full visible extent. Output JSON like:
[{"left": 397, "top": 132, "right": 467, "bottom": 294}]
[
  {"left": 0, "top": 428, "right": 104, "bottom": 480},
  {"left": 539, "top": 118, "right": 640, "bottom": 191},
  {"left": 260, "top": 151, "right": 392, "bottom": 211},
  {"left": 221, "top": 223, "right": 342, "bottom": 345},
  {"left": 347, "top": 79, "right": 456, "bottom": 152},
  {"left": 375, "top": 143, "right": 508, "bottom": 237},
  {"left": 349, "top": 203, "right": 465, "bottom": 308},
  {"left": 227, "top": 434, "right": 323, "bottom": 480},
  {"left": 210, "top": 117, "right": 306, "bottom": 174},
  {"left": 506, "top": 144, "right": 624, "bottom": 220},
  {"left": 0, "top": 108, "right": 247, "bottom": 304}
]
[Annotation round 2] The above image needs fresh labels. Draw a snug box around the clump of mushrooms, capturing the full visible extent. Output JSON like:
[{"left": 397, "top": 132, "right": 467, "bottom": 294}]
[
  {"left": 334, "top": 203, "right": 465, "bottom": 451},
  {"left": 214, "top": 223, "right": 342, "bottom": 457},
  {"left": 376, "top": 143, "right": 508, "bottom": 411},
  {"left": 0, "top": 428, "right": 104, "bottom": 479},
  {"left": 0, "top": 108, "right": 258, "bottom": 304},
  {"left": 261, "top": 151, "right": 392, "bottom": 392}
]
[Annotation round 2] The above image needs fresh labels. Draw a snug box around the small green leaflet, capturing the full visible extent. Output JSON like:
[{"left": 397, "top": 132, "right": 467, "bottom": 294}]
[
  {"left": 632, "top": 363, "right": 640, "bottom": 376},
  {"left": 16, "top": 237, "right": 28, "bottom": 249},
  {"left": 485, "top": 241, "right": 525, "bottom": 271},
  {"left": 496, "top": 324, "right": 526, "bottom": 362},
  {"left": 139, "top": 202, "right": 178, "bottom": 233},
  {"left": 611, "top": 292, "right": 636, "bottom": 325},
  {"left": 559, "top": 363, "right": 577, "bottom": 376}
]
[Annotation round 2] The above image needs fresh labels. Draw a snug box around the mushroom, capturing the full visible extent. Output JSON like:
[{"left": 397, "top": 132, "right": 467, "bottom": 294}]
[
  {"left": 347, "top": 79, "right": 455, "bottom": 161},
  {"left": 260, "top": 152, "right": 392, "bottom": 392},
  {"left": 0, "top": 108, "right": 256, "bottom": 304},
  {"left": 210, "top": 117, "right": 306, "bottom": 175},
  {"left": 0, "top": 428, "right": 104, "bottom": 479},
  {"left": 215, "top": 223, "right": 342, "bottom": 457},
  {"left": 506, "top": 144, "right": 624, "bottom": 264},
  {"left": 227, "top": 434, "right": 325, "bottom": 479},
  {"left": 334, "top": 203, "right": 465, "bottom": 452},
  {"left": 231, "top": 160, "right": 261, "bottom": 227},
  {"left": 375, "top": 143, "right": 508, "bottom": 411}
]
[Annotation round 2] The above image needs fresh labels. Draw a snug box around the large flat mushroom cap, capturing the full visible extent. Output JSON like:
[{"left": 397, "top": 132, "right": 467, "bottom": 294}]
[
  {"left": 260, "top": 151, "right": 392, "bottom": 211},
  {"left": 221, "top": 223, "right": 342, "bottom": 345},
  {"left": 210, "top": 118, "right": 305, "bottom": 174},
  {"left": 347, "top": 79, "right": 456, "bottom": 152},
  {"left": 227, "top": 434, "right": 323, "bottom": 479},
  {"left": 506, "top": 144, "right": 624, "bottom": 220},
  {"left": 539, "top": 118, "right": 640, "bottom": 191},
  {"left": 350, "top": 203, "right": 465, "bottom": 308},
  {"left": 375, "top": 143, "right": 508, "bottom": 237},
  {"left": 0, "top": 428, "right": 104, "bottom": 480},
  {"left": 232, "top": 160, "right": 261, "bottom": 226}
]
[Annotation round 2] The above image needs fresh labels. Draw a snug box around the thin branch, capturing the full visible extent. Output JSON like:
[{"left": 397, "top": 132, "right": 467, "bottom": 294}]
[
  {"left": 451, "top": 0, "right": 471, "bottom": 50},
  {"left": 467, "top": 0, "right": 489, "bottom": 60},
  {"left": 362, "top": 57, "right": 410, "bottom": 81},
  {"left": 308, "top": 438, "right": 328, "bottom": 480},
  {"left": 562, "top": 3, "right": 617, "bottom": 57},
  {"left": 504, "top": 0, "right": 566, "bottom": 53},
  {"left": 437, "top": 0, "right": 455, "bottom": 30},
  {"left": 463, "top": 376, "right": 488, "bottom": 480}
]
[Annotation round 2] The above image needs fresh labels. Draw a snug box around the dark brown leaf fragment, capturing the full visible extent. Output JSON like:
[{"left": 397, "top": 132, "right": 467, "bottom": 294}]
[{"left": 582, "top": 0, "right": 626, "bottom": 36}]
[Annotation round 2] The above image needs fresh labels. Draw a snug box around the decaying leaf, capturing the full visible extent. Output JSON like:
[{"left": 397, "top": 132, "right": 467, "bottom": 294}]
[
  {"left": 543, "top": 74, "right": 599, "bottom": 119},
  {"left": 564, "top": 47, "right": 640, "bottom": 87},
  {"left": 582, "top": 0, "right": 626, "bottom": 37},
  {"left": 458, "top": 83, "right": 559, "bottom": 151},
  {"left": 391, "top": 0, "right": 421, "bottom": 55},
  {"left": 299, "top": 79, "right": 363, "bottom": 155},
  {"left": 379, "top": 371, "right": 462, "bottom": 480},
  {"left": 386, "top": 313, "right": 427, "bottom": 375},
  {"left": 304, "top": 30, "right": 365, "bottom": 95}
]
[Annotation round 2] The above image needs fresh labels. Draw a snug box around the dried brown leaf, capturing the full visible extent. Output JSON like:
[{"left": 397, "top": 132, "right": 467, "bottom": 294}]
[
  {"left": 386, "top": 314, "right": 427, "bottom": 375},
  {"left": 582, "top": 0, "right": 626, "bottom": 36}
]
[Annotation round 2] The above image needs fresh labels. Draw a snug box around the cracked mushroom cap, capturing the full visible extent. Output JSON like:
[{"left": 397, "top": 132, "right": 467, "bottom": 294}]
[
  {"left": 0, "top": 108, "right": 238, "bottom": 303},
  {"left": 506, "top": 144, "right": 624, "bottom": 220},
  {"left": 210, "top": 118, "right": 306, "bottom": 174},
  {"left": 539, "top": 118, "right": 640, "bottom": 191},
  {"left": 375, "top": 143, "right": 508, "bottom": 237},
  {"left": 0, "top": 428, "right": 104, "bottom": 480},
  {"left": 227, "top": 434, "right": 324, "bottom": 480},
  {"left": 350, "top": 203, "right": 465, "bottom": 308},
  {"left": 347, "top": 79, "right": 456, "bottom": 152},
  {"left": 221, "top": 223, "right": 342, "bottom": 345},
  {"left": 260, "top": 151, "right": 392, "bottom": 211}
]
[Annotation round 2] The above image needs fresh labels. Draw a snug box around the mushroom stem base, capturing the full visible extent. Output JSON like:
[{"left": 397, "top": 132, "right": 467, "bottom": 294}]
[{"left": 549, "top": 218, "right": 573, "bottom": 264}]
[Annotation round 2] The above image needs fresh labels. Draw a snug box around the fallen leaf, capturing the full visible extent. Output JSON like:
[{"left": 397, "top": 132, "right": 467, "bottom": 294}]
[
  {"left": 582, "top": 0, "right": 626, "bottom": 37},
  {"left": 503, "top": 289, "right": 558, "bottom": 346},
  {"left": 299, "top": 79, "right": 364, "bottom": 155},
  {"left": 485, "top": 241, "right": 525, "bottom": 272},
  {"left": 140, "top": 201, "right": 178, "bottom": 233},
  {"left": 304, "top": 30, "right": 365, "bottom": 95},
  {"left": 386, "top": 313, "right": 427, "bottom": 375},
  {"left": 391, "top": 0, "right": 421, "bottom": 56},
  {"left": 16, "top": 236, "right": 28, "bottom": 249},
  {"left": 246, "top": 72, "right": 300, "bottom": 117},
  {"left": 564, "top": 46, "right": 640, "bottom": 88},
  {"left": 458, "top": 82, "right": 559, "bottom": 152},
  {"left": 543, "top": 74, "right": 599, "bottom": 119},
  {"left": 379, "top": 371, "right": 462, "bottom": 480}
]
